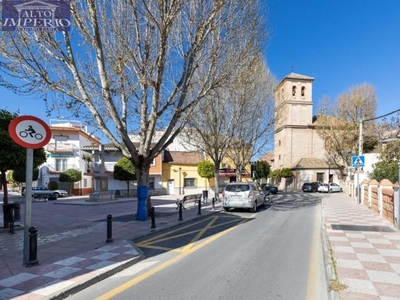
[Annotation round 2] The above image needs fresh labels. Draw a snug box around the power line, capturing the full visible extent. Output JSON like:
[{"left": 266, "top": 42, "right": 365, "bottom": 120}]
[{"left": 363, "top": 108, "right": 400, "bottom": 123}]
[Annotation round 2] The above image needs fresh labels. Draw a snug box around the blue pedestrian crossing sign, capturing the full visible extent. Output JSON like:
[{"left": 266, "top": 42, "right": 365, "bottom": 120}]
[{"left": 351, "top": 155, "right": 365, "bottom": 167}]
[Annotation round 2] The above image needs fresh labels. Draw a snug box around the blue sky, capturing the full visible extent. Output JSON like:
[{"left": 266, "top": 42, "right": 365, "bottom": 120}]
[
  {"left": 265, "top": 0, "right": 400, "bottom": 117},
  {"left": 2, "top": 0, "right": 400, "bottom": 124}
]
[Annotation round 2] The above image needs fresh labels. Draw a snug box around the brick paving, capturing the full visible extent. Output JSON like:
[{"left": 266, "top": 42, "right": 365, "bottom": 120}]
[{"left": 323, "top": 192, "right": 400, "bottom": 300}]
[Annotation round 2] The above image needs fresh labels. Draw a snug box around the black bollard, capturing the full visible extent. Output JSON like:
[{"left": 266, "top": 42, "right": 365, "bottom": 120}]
[
  {"left": 212, "top": 197, "right": 215, "bottom": 210},
  {"left": 150, "top": 207, "right": 156, "bottom": 229},
  {"left": 178, "top": 202, "right": 183, "bottom": 221},
  {"left": 198, "top": 199, "right": 201, "bottom": 215},
  {"left": 27, "top": 226, "right": 39, "bottom": 266},
  {"left": 106, "top": 214, "right": 113, "bottom": 243}
]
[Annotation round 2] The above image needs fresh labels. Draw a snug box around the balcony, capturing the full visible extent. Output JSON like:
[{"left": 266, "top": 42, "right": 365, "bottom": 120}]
[
  {"left": 46, "top": 164, "right": 81, "bottom": 173},
  {"left": 86, "top": 162, "right": 115, "bottom": 173},
  {"left": 46, "top": 143, "right": 74, "bottom": 153}
]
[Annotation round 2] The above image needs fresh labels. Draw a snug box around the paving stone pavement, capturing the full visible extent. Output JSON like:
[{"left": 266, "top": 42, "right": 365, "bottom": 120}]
[
  {"left": 1, "top": 190, "right": 400, "bottom": 299},
  {"left": 322, "top": 192, "right": 400, "bottom": 300}
]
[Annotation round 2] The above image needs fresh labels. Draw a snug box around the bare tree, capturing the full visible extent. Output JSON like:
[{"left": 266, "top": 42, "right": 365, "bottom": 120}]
[
  {"left": 182, "top": 53, "right": 275, "bottom": 197},
  {"left": 0, "top": 0, "right": 266, "bottom": 202},
  {"left": 224, "top": 56, "right": 276, "bottom": 181},
  {"left": 316, "top": 84, "right": 378, "bottom": 172}
]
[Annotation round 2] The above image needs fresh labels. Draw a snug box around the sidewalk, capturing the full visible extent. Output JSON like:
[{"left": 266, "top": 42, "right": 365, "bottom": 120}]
[
  {"left": 322, "top": 193, "right": 400, "bottom": 299},
  {"left": 0, "top": 193, "right": 222, "bottom": 300}
]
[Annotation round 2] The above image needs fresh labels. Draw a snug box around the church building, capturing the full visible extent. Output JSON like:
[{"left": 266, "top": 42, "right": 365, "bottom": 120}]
[{"left": 273, "top": 72, "right": 341, "bottom": 190}]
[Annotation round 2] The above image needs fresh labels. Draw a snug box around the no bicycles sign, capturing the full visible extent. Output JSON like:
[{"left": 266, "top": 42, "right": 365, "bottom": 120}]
[{"left": 8, "top": 115, "right": 51, "bottom": 149}]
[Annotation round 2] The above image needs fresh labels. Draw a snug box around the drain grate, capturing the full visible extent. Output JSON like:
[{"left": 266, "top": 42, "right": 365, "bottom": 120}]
[{"left": 331, "top": 224, "right": 396, "bottom": 232}]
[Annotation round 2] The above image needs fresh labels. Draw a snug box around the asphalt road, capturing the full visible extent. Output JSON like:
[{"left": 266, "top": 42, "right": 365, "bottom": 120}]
[{"left": 67, "top": 192, "right": 329, "bottom": 300}]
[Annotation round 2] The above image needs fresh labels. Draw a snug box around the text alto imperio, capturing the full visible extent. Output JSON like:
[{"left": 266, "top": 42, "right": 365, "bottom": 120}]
[{"left": 3, "top": 10, "right": 70, "bottom": 29}]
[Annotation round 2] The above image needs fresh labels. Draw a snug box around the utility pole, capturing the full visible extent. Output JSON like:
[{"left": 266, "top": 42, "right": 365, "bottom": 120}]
[{"left": 357, "top": 119, "right": 363, "bottom": 204}]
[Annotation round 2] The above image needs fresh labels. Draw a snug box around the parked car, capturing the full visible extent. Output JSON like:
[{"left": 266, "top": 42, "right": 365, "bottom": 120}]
[
  {"left": 261, "top": 183, "right": 278, "bottom": 194},
  {"left": 22, "top": 186, "right": 68, "bottom": 198},
  {"left": 222, "top": 182, "right": 267, "bottom": 212},
  {"left": 302, "top": 182, "right": 319, "bottom": 192},
  {"left": 318, "top": 183, "right": 342, "bottom": 193}
]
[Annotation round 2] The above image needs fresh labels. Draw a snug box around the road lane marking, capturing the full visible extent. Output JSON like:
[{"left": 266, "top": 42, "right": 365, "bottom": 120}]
[
  {"left": 136, "top": 215, "right": 245, "bottom": 251},
  {"left": 182, "top": 216, "right": 218, "bottom": 253},
  {"left": 95, "top": 222, "right": 243, "bottom": 300}
]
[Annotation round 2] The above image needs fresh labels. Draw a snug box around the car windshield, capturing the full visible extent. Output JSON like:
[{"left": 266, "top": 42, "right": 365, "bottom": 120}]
[{"left": 225, "top": 184, "right": 250, "bottom": 192}]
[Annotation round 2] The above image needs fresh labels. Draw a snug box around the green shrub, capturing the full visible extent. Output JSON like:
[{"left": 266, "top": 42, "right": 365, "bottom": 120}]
[{"left": 48, "top": 181, "right": 59, "bottom": 190}]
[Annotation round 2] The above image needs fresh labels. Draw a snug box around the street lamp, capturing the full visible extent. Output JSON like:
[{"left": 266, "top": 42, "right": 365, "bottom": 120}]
[
  {"left": 328, "top": 160, "right": 331, "bottom": 183},
  {"left": 179, "top": 167, "right": 182, "bottom": 195}
]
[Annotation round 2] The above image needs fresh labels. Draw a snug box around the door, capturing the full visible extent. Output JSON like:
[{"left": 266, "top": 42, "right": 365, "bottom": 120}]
[{"left": 167, "top": 180, "right": 174, "bottom": 195}]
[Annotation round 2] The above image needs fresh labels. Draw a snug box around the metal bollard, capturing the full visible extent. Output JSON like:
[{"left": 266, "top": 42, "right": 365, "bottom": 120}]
[
  {"left": 106, "top": 214, "right": 113, "bottom": 243},
  {"left": 27, "top": 226, "right": 39, "bottom": 266},
  {"left": 150, "top": 207, "right": 156, "bottom": 229},
  {"left": 178, "top": 202, "right": 183, "bottom": 221},
  {"left": 212, "top": 197, "right": 215, "bottom": 210},
  {"left": 198, "top": 199, "right": 201, "bottom": 215}
]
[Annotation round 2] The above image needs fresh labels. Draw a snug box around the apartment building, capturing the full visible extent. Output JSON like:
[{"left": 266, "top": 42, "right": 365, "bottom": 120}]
[{"left": 38, "top": 119, "right": 100, "bottom": 195}]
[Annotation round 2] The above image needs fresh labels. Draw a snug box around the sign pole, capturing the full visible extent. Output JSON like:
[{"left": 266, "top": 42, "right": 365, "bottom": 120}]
[
  {"left": 8, "top": 115, "right": 51, "bottom": 267},
  {"left": 23, "top": 148, "right": 34, "bottom": 265}
]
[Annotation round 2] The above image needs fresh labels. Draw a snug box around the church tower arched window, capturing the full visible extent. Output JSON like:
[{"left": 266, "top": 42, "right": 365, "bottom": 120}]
[
  {"left": 301, "top": 86, "right": 305, "bottom": 96},
  {"left": 292, "top": 86, "right": 296, "bottom": 96}
]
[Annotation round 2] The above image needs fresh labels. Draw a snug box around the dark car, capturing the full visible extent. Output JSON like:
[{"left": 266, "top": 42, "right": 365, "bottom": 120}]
[
  {"left": 302, "top": 182, "right": 319, "bottom": 192},
  {"left": 261, "top": 183, "right": 278, "bottom": 194}
]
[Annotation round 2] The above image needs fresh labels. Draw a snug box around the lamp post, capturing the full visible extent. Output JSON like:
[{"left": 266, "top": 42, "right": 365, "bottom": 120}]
[
  {"left": 398, "top": 161, "right": 400, "bottom": 229},
  {"left": 179, "top": 167, "right": 182, "bottom": 195},
  {"left": 328, "top": 160, "right": 331, "bottom": 183}
]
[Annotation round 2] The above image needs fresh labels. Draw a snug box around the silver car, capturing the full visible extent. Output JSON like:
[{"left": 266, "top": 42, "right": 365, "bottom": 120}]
[
  {"left": 318, "top": 183, "right": 342, "bottom": 193},
  {"left": 222, "top": 182, "right": 267, "bottom": 212}
]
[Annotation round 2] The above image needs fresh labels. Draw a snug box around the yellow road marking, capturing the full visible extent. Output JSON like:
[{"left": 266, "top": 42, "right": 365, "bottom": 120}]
[
  {"left": 95, "top": 223, "right": 241, "bottom": 300},
  {"left": 138, "top": 216, "right": 243, "bottom": 246},
  {"left": 182, "top": 216, "right": 218, "bottom": 252},
  {"left": 137, "top": 216, "right": 217, "bottom": 244}
]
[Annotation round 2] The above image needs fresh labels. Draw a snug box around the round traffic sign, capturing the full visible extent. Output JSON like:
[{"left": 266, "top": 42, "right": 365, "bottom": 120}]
[{"left": 8, "top": 115, "right": 51, "bottom": 149}]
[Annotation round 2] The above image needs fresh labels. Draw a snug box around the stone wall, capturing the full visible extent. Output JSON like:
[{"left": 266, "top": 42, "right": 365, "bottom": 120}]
[{"left": 355, "top": 179, "right": 399, "bottom": 226}]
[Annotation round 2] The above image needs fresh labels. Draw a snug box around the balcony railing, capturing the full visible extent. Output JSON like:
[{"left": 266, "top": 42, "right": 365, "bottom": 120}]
[
  {"left": 46, "top": 164, "right": 81, "bottom": 173},
  {"left": 88, "top": 162, "right": 116, "bottom": 173},
  {"left": 46, "top": 143, "right": 75, "bottom": 153}
]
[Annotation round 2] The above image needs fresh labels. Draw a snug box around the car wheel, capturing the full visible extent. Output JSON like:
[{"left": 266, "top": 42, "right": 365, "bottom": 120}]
[
  {"left": 251, "top": 202, "right": 257, "bottom": 212},
  {"left": 53, "top": 192, "right": 60, "bottom": 197},
  {"left": 223, "top": 207, "right": 230, "bottom": 212}
]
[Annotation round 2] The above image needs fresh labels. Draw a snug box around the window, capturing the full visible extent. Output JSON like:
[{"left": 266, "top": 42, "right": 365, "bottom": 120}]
[
  {"left": 83, "top": 178, "right": 88, "bottom": 188},
  {"left": 292, "top": 86, "right": 296, "bottom": 96},
  {"left": 149, "top": 177, "right": 155, "bottom": 189},
  {"left": 279, "top": 155, "right": 281, "bottom": 160},
  {"left": 55, "top": 158, "right": 68, "bottom": 171},
  {"left": 301, "top": 86, "right": 305, "bottom": 96},
  {"left": 317, "top": 173, "right": 324, "bottom": 182},
  {"left": 151, "top": 158, "right": 155, "bottom": 166},
  {"left": 279, "top": 140, "right": 281, "bottom": 146},
  {"left": 184, "top": 178, "right": 196, "bottom": 187}
]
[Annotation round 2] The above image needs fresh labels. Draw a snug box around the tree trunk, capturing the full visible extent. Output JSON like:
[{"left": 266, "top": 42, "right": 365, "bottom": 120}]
[
  {"left": 1, "top": 170, "right": 9, "bottom": 228},
  {"left": 214, "top": 167, "right": 220, "bottom": 201},
  {"left": 134, "top": 159, "right": 151, "bottom": 216}
]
